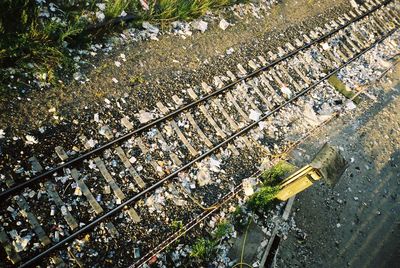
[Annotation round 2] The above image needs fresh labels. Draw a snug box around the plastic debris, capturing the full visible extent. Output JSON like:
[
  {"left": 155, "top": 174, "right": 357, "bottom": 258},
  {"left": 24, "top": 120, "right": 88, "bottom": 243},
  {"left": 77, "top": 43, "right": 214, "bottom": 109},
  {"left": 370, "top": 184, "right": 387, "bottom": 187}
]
[
  {"left": 136, "top": 110, "right": 154, "bottom": 124},
  {"left": 243, "top": 178, "right": 256, "bottom": 196},
  {"left": 345, "top": 101, "right": 357, "bottom": 110},
  {"left": 219, "top": 19, "right": 230, "bottom": 30},
  {"left": 249, "top": 109, "right": 261, "bottom": 121},
  {"left": 209, "top": 158, "right": 221, "bottom": 172},
  {"left": 142, "top": 21, "right": 159, "bottom": 34},
  {"left": 25, "top": 135, "right": 38, "bottom": 144},
  {"left": 192, "top": 20, "right": 208, "bottom": 33}
]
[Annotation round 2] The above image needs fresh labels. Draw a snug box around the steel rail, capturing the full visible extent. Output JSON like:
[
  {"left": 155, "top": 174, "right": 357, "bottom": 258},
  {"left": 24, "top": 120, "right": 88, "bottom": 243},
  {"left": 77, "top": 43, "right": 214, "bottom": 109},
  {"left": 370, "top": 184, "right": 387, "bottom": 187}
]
[
  {"left": 18, "top": 20, "right": 399, "bottom": 268},
  {"left": 0, "top": 0, "right": 392, "bottom": 200}
]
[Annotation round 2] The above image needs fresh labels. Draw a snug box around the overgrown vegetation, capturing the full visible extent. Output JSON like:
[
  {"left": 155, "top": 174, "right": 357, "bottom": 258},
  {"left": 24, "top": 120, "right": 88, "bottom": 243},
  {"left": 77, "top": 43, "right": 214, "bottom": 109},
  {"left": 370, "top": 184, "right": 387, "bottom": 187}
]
[
  {"left": 249, "top": 161, "right": 296, "bottom": 211},
  {"left": 190, "top": 221, "right": 232, "bottom": 261},
  {"left": 190, "top": 238, "right": 216, "bottom": 259},
  {"left": 247, "top": 185, "right": 280, "bottom": 211},
  {"left": 261, "top": 161, "right": 296, "bottom": 186},
  {"left": 188, "top": 161, "right": 296, "bottom": 263},
  {"left": 170, "top": 220, "right": 184, "bottom": 231},
  {"left": 214, "top": 220, "right": 232, "bottom": 239},
  {"left": 0, "top": 0, "right": 245, "bottom": 93}
]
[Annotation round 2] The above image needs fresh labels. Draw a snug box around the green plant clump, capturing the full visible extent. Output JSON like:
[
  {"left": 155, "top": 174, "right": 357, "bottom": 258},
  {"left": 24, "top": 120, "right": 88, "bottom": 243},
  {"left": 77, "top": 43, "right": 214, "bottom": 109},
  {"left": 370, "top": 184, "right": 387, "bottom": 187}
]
[
  {"left": 247, "top": 185, "right": 280, "bottom": 211},
  {"left": 190, "top": 238, "right": 216, "bottom": 259},
  {"left": 214, "top": 221, "right": 232, "bottom": 240},
  {"left": 261, "top": 161, "right": 296, "bottom": 186},
  {"left": 170, "top": 220, "right": 184, "bottom": 231}
]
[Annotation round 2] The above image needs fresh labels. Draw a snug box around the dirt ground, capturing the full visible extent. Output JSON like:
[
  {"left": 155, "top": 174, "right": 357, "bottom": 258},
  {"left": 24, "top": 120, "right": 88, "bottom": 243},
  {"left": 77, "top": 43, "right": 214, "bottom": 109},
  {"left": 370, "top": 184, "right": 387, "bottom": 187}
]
[{"left": 276, "top": 64, "right": 400, "bottom": 267}]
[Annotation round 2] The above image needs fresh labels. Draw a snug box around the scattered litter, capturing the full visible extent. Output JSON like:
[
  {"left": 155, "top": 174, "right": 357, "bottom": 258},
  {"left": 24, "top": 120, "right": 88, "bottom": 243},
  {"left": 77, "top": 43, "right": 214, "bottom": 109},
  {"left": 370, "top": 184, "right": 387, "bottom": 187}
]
[
  {"left": 96, "top": 3, "right": 106, "bottom": 11},
  {"left": 249, "top": 109, "right": 261, "bottom": 121},
  {"left": 94, "top": 113, "right": 100, "bottom": 122},
  {"left": 142, "top": 21, "right": 159, "bottom": 34},
  {"left": 136, "top": 110, "right": 154, "bottom": 124},
  {"left": 226, "top": 48, "right": 234, "bottom": 55},
  {"left": 345, "top": 101, "right": 357, "bottom": 110},
  {"left": 25, "top": 135, "right": 38, "bottom": 145},
  {"left": 74, "top": 186, "right": 82, "bottom": 196},
  {"left": 13, "top": 235, "right": 31, "bottom": 252},
  {"left": 96, "top": 11, "right": 105, "bottom": 22},
  {"left": 114, "top": 61, "right": 121, "bottom": 67},
  {"left": 322, "top": 43, "right": 330, "bottom": 50},
  {"left": 209, "top": 158, "right": 221, "bottom": 172},
  {"left": 140, "top": 0, "right": 149, "bottom": 10},
  {"left": 258, "top": 121, "right": 267, "bottom": 130},
  {"left": 129, "top": 157, "right": 137, "bottom": 164},
  {"left": 192, "top": 20, "right": 208, "bottom": 33},
  {"left": 219, "top": 19, "right": 230, "bottom": 30},
  {"left": 85, "top": 139, "right": 97, "bottom": 148},
  {"left": 243, "top": 177, "right": 257, "bottom": 196},
  {"left": 197, "top": 166, "right": 211, "bottom": 186},
  {"left": 303, "top": 103, "right": 321, "bottom": 127},
  {"left": 134, "top": 247, "right": 141, "bottom": 258},
  {"left": 112, "top": 78, "right": 119, "bottom": 83},
  {"left": 280, "top": 85, "right": 292, "bottom": 98},
  {"left": 0, "top": 129, "right": 5, "bottom": 139}
]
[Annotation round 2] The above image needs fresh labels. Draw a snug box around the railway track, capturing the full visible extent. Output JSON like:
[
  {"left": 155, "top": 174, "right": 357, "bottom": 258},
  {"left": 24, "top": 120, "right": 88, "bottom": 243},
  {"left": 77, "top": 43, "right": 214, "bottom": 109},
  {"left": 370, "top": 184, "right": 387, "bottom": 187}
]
[{"left": 0, "top": 0, "right": 399, "bottom": 266}]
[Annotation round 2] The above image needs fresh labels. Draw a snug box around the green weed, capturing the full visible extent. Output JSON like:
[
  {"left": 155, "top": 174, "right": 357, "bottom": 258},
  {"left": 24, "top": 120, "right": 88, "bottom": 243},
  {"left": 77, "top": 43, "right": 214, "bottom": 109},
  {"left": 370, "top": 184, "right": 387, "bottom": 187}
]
[
  {"left": 170, "top": 220, "right": 184, "bottom": 231},
  {"left": 261, "top": 161, "right": 296, "bottom": 186},
  {"left": 190, "top": 238, "right": 215, "bottom": 259},
  {"left": 247, "top": 185, "right": 280, "bottom": 212},
  {"left": 214, "top": 221, "right": 231, "bottom": 240}
]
